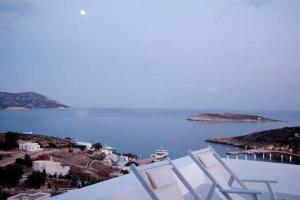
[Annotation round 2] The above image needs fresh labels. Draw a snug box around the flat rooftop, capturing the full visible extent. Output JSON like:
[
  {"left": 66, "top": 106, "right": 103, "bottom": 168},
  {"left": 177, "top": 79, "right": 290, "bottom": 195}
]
[{"left": 51, "top": 156, "right": 300, "bottom": 200}]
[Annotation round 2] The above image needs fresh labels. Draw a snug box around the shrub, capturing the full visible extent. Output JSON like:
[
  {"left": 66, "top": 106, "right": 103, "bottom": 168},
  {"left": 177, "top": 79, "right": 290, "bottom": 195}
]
[
  {"left": 92, "top": 143, "right": 102, "bottom": 150},
  {"left": 0, "top": 132, "right": 19, "bottom": 150},
  {"left": 125, "top": 161, "right": 139, "bottom": 167},
  {"left": 15, "top": 154, "right": 32, "bottom": 167},
  {"left": 48, "top": 143, "right": 57, "bottom": 148},
  {"left": 27, "top": 170, "right": 47, "bottom": 189},
  {"left": 0, "top": 164, "right": 23, "bottom": 187},
  {"left": 78, "top": 145, "right": 86, "bottom": 151}
]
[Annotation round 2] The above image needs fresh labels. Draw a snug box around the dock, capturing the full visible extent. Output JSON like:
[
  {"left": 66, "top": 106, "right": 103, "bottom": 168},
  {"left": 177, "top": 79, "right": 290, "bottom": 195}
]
[{"left": 226, "top": 149, "right": 300, "bottom": 158}]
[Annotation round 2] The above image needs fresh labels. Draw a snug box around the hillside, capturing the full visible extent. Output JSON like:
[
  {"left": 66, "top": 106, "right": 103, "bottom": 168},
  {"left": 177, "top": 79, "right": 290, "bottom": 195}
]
[
  {"left": 207, "top": 126, "right": 300, "bottom": 154},
  {"left": 0, "top": 91, "right": 69, "bottom": 109}
]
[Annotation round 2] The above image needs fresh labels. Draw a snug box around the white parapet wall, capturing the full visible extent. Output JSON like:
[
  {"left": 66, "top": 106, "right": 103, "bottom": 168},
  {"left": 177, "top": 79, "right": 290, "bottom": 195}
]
[{"left": 50, "top": 156, "right": 300, "bottom": 200}]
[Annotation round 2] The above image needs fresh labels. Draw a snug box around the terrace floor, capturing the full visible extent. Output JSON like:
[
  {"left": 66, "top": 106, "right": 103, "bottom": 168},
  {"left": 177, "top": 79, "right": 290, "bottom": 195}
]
[{"left": 51, "top": 156, "right": 300, "bottom": 200}]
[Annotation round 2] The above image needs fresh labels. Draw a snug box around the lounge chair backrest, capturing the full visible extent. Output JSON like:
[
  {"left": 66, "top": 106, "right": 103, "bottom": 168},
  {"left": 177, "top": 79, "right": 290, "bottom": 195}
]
[
  {"left": 196, "top": 149, "right": 231, "bottom": 190},
  {"left": 132, "top": 160, "right": 184, "bottom": 200},
  {"left": 190, "top": 147, "right": 247, "bottom": 200}
]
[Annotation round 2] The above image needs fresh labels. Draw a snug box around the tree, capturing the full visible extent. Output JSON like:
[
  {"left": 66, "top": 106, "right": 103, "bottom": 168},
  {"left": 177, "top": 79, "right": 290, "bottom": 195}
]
[
  {"left": 125, "top": 161, "right": 139, "bottom": 167},
  {"left": 0, "top": 164, "right": 23, "bottom": 187},
  {"left": 15, "top": 154, "right": 32, "bottom": 167},
  {"left": 27, "top": 170, "right": 47, "bottom": 189},
  {"left": 0, "top": 132, "right": 19, "bottom": 150},
  {"left": 24, "top": 154, "right": 32, "bottom": 167},
  {"left": 92, "top": 142, "right": 102, "bottom": 150},
  {"left": 48, "top": 143, "right": 57, "bottom": 148},
  {"left": 78, "top": 145, "right": 86, "bottom": 151}
]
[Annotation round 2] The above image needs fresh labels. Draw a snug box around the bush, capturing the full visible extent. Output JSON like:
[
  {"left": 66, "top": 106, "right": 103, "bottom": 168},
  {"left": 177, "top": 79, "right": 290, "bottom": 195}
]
[
  {"left": 0, "top": 164, "right": 23, "bottom": 187},
  {"left": 78, "top": 145, "right": 86, "bottom": 151},
  {"left": 15, "top": 154, "right": 32, "bottom": 167},
  {"left": 0, "top": 190, "right": 11, "bottom": 200},
  {"left": 27, "top": 170, "right": 47, "bottom": 189},
  {"left": 0, "top": 132, "right": 19, "bottom": 150},
  {"left": 125, "top": 161, "right": 139, "bottom": 167},
  {"left": 48, "top": 143, "right": 57, "bottom": 148},
  {"left": 92, "top": 143, "right": 102, "bottom": 150}
]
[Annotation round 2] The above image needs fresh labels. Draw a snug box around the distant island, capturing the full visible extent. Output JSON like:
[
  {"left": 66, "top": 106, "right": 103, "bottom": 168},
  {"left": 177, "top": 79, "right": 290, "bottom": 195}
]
[
  {"left": 207, "top": 126, "right": 300, "bottom": 155},
  {"left": 0, "top": 91, "right": 69, "bottom": 109},
  {"left": 187, "top": 113, "right": 282, "bottom": 122}
]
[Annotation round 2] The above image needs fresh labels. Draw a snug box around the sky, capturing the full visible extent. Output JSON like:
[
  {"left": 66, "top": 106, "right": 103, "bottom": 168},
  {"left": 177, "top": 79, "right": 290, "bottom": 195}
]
[{"left": 0, "top": 0, "right": 300, "bottom": 110}]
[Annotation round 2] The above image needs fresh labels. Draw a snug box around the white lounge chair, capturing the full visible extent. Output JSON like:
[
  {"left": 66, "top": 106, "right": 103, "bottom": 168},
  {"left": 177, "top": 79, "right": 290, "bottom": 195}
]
[
  {"left": 189, "top": 146, "right": 281, "bottom": 200},
  {"left": 131, "top": 158, "right": 202, "bottom": 200}
]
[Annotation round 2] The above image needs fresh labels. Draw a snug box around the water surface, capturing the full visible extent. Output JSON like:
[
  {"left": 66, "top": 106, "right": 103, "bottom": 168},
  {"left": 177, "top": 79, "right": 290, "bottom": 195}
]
[{"left": 0, "top": 108, "right": 299, "bottom": 162}]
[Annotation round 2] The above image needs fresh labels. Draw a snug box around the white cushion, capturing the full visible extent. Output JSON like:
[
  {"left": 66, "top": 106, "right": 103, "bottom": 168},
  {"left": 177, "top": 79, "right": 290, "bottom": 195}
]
[{"left": 145, "top": 165, "right": 177, "bottom": 189}]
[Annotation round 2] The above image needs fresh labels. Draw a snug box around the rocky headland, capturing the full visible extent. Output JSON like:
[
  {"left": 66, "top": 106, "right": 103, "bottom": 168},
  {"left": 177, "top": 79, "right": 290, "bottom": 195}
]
[
  {"left": 207, "top": 126, "right": 300, "bottom": 155},
  {"left": 0, "top": 91, "right": 69, "bottom": 109}
]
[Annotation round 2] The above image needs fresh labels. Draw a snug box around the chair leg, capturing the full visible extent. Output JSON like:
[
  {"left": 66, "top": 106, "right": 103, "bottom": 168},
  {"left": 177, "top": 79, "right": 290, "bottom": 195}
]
[
  {"left": 228, "top": 176, "right": 235, "bottom": 187},
  {"left": 266, "top": 182, "right": 277, "bottom": 200},
  {"left": 206, "top": 184, "right": 216, "bottom": 200},
  {"left": 252, "top": 194, "right": 260, "bottom": 200}
]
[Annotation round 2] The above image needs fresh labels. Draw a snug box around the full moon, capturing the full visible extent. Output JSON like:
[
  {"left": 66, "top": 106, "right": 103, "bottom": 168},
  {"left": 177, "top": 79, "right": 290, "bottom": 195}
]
[{"left": 80, "top": 10, "right": 86, "bottom": 16}]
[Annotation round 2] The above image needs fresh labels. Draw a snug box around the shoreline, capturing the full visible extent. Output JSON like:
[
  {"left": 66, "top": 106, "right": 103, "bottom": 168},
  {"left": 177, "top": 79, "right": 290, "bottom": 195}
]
[
  {"left": 187, "top": 112, "right": 283, "bottom": 122},
  {"left": 207, "top": 126, "right": 300, "bottom": 158}
]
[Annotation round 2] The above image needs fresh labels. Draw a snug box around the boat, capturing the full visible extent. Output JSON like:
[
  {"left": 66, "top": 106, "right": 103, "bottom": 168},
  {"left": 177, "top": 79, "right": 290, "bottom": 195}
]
[{"left": 150, "top": 148, "right": 169, "bottom": 160}]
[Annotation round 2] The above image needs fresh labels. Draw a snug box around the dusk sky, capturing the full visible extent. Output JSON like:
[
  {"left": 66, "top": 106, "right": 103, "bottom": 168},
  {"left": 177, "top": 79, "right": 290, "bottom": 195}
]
[{"left": 0, "top": 0, "right": 299, "bottom": 110}]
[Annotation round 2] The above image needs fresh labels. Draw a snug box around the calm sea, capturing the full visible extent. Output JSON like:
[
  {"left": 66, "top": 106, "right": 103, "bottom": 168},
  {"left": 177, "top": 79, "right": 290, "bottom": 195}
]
[{"left": 0, "top": 108, "right": 299, "bottom": 163}]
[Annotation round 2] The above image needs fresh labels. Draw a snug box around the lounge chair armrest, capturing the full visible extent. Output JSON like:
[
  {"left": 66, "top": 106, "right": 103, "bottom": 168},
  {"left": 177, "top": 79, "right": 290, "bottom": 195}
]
[
  {"left": 240, "top": 179, "right": 278, "bottom": 184},
  {"left": 220, "top": 188, "right": 262, "bottom": 195}
]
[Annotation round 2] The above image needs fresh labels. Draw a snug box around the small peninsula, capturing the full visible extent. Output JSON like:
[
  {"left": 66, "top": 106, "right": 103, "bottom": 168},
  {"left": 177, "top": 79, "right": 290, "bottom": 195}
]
[
  {"left": 207, "top": 126, "right": 300, "bottom": 155},
  {"left": 187, "top": 113, "right": 281, "bottom": 122},
  {"left": 0, "top": 91, "right": 69, "bottom": 109}
]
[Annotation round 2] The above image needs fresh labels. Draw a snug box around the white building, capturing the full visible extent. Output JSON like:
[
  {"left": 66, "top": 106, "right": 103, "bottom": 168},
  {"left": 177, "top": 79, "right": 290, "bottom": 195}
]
[
  {"left": 8, "top": 192, "right": 50, "bottom": 200},
  {"left": 101, "top": 145, "right": 116, "bottom": 155},
  {"left": 33, "top": 157, "right": 70, "bottom": 176},
  {"left": 76, "top": 141, "right": 93, "bottom": 150},
  {"left": 117, "top": 155, "right": 129, "bottom": 168},
  {"left": 7, "top": 192, "right": 51, "bottom": 200},
  {"left": 19, "top": 142, "right": 42, "bottom": 152}
]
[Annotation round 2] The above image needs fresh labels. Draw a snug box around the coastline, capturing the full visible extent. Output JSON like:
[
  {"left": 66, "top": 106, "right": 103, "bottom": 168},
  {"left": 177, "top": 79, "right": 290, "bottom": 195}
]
[
  {"left": 207, "top": 126, "right": 300, "bottom": 158},
  {"left": 4, "top": 106, "right": 28, "bottom": 111}
]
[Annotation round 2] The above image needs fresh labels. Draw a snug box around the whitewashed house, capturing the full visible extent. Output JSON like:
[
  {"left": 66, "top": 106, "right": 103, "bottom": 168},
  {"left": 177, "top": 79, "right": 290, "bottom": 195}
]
[
  {"left": 8, "top": 192, "right": 50, "bottom": 200},
  {"left": 33, "top": 157, "right": 70, "bottom": 176},
  {"left": 101, "top": 145, "right": 116, "bottom": 155},
  {"left": 19, "top": 142, "right": 42, "bottom": 152},
  {"left": 76, "top": 141, "right": 93, "bottom": 150},
  {"left": 116, "top": 155, "right": 129, "bottom": 168}
]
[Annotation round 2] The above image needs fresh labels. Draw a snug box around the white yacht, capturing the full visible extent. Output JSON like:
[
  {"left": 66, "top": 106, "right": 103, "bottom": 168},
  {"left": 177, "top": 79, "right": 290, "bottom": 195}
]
[{"left": 150, "top": 148, "right": 169, "bottom": 160}]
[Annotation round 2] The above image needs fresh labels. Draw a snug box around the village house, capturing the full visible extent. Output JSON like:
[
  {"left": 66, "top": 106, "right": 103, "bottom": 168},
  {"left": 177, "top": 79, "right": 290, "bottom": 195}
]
[
  {"left": 8, "top": 192, "right": 50, "bottom": 200},
  {"left": 19, "top": 142, "right": 42, "bottom": 152},
  {"left": 33, "top": 157, "right": 70, "bottom": 176},
  {"left": 76, "top": 141, "right": 93, "bottom": 150},
  {"left": 101, "top": 145, "right": 115, "bottom": 155}
]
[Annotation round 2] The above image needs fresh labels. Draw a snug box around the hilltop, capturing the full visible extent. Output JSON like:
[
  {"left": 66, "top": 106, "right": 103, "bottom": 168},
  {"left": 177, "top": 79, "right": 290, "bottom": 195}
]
[{"left": 0, "top": 91, "right": 69, "bottom": 109}]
